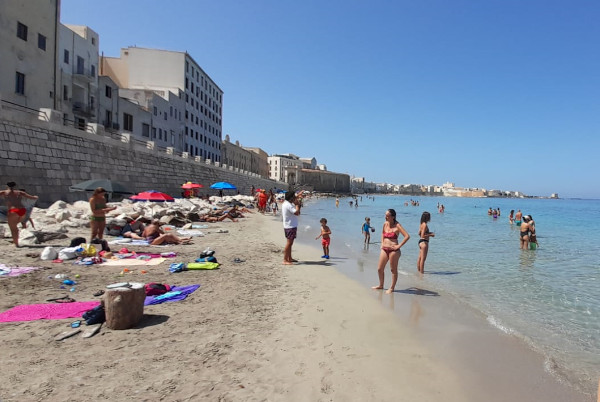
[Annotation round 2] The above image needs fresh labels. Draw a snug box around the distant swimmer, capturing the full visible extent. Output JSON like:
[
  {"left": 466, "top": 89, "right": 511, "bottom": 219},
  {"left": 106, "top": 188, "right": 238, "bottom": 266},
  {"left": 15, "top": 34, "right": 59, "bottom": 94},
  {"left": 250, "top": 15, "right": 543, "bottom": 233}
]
[
  {"left": 335, "top": 198, "right": 339, "bottom": 208},
  {"left": 509, "top": 210, "right": 515, "bottom": 224}
]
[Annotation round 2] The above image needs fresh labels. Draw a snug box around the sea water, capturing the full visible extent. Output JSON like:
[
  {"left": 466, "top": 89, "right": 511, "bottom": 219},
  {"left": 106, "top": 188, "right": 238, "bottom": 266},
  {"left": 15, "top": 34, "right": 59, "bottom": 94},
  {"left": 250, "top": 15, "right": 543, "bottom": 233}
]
[{"left": 296, "top": 195, "right": 600, "bottom": 396}]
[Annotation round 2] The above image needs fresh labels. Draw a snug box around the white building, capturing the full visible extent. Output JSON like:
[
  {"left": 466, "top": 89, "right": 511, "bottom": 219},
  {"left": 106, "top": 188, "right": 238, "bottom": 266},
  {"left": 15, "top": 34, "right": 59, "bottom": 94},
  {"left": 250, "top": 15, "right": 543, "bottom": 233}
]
[
  {"left": 268, "top": 154, "right": 304, "bottom": 182},
  {"left": 57, "top": 24, "right": 100, "bottom": 128},
  {"left": 119, "top": 88, "right": 185, "bottom": 150},
  {"left": 101, "top": 47, "right": 223, "bottom": 161},
  {"left": 0, "top": 0, "right": 60, "bottom": 110}
]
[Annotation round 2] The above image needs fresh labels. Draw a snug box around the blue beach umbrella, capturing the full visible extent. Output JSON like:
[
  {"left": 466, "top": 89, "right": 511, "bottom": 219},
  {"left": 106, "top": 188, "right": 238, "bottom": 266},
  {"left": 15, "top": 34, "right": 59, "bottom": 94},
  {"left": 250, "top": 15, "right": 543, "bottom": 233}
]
[{"left": 210, "top": 181, "right": 237, "bottom": 190}]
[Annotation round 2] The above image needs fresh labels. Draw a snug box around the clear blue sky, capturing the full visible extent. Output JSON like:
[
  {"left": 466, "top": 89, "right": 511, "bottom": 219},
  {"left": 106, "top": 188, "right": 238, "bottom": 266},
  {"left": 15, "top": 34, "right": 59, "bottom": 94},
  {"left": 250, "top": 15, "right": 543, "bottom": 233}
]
[{"left": 61, "top": 0, "right": 599, "bottom": 198}]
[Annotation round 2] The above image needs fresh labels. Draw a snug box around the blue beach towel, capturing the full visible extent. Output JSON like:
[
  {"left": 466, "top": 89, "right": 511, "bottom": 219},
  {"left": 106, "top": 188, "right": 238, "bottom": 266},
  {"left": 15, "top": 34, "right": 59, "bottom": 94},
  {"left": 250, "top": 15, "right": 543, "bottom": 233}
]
[{"left": 144, "top": 284, "right": 200, "bottom": 305}]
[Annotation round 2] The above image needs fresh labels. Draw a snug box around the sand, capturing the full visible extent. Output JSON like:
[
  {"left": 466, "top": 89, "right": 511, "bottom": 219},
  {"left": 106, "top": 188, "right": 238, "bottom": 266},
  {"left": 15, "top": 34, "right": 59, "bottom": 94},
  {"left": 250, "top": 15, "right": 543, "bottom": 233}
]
[{"left": 0, "top": 210, "right": 594, "bottom": 401}]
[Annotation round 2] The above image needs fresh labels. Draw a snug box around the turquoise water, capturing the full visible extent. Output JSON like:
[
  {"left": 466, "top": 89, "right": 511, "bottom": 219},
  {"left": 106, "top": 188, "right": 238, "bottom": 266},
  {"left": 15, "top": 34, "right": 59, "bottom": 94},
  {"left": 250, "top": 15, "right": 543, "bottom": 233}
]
[{"left": 297, "top": 195, "right": 600, "bottom": 396}]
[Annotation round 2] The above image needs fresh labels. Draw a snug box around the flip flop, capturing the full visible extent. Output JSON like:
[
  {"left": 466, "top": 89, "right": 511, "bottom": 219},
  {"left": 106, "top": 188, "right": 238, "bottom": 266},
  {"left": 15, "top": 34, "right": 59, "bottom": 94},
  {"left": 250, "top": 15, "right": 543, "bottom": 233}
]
[
  {"left": 233, "top": 258, "right": 245, "bottom": 263},
  {"left": 55, "top": 328, "right": 81, "bottom": 341},
  {"left": 93, "top": 290, "right": 105, "bottom": 297},
  {"left": 82, "top": 323, "right": 102, "bottom": 339},
  {"left": 46, "top": 296, "right": 75, "bottom": 303}
]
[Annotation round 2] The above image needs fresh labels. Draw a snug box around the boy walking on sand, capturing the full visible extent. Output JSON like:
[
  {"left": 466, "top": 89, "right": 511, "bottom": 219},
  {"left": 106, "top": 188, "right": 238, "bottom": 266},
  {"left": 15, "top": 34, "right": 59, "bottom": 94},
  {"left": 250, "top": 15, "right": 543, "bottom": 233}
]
[{"left": 316, "top": 218, "right": 332, "bottom": 259}]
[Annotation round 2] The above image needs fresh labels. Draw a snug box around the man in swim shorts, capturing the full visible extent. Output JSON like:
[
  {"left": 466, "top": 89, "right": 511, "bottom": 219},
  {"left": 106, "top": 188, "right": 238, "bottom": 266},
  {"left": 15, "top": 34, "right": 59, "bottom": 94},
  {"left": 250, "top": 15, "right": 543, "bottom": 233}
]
[{"left": 282, "top": 191, "right": 301, "bottom": 265}]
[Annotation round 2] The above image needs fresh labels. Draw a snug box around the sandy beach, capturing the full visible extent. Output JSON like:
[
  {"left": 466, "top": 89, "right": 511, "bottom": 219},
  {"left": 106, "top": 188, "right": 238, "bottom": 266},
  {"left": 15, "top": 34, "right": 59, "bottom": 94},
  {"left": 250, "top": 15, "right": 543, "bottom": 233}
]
[{"left": 0, "top": 209, "right": 594, "bottom": 401}]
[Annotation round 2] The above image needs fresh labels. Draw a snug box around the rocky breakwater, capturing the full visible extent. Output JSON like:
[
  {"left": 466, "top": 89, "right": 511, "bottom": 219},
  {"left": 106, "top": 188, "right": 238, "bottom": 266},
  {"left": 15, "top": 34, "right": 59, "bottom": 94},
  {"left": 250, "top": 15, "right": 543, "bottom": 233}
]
[{"left": 1, "top": 196, "right": 255, "bottom": 246}]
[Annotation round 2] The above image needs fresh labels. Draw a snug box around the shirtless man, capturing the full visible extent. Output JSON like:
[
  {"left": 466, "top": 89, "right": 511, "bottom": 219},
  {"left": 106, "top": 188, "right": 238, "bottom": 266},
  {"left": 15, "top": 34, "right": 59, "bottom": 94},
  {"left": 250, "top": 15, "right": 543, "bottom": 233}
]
[
  {"left": 515, "top": 209, "right": 523, "bottom": 226},
  {"left": 0, "top": 182, "right": 38, "bottom": 247}
]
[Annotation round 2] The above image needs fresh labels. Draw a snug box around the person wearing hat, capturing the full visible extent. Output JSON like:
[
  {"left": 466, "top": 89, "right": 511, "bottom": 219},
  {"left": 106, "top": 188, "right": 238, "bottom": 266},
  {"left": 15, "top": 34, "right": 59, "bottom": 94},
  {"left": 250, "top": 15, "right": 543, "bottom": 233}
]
[{"left": 0, "top": 182, "right": 38, "bottom": 247}]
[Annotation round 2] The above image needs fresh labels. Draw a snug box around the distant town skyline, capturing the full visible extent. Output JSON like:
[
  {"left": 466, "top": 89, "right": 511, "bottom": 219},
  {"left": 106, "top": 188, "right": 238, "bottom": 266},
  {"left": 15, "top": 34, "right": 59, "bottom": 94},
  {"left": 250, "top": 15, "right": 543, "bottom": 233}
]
[{"left": 61, "top": 0, "right": 600, "bottom": 199}]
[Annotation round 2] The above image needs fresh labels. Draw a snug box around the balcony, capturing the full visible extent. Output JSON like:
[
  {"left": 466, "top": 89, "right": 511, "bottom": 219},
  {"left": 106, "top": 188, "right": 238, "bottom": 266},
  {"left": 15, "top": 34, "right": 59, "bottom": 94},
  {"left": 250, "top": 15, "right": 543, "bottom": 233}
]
[
  {"left": 72, "top": 66, "right": 96, "bottom": 83},
  {"left": 73, "top": 102, "right": 95, "bottom": 117},
  {"left": 102, "top": 120, "right": 120, "bottom": 130}
]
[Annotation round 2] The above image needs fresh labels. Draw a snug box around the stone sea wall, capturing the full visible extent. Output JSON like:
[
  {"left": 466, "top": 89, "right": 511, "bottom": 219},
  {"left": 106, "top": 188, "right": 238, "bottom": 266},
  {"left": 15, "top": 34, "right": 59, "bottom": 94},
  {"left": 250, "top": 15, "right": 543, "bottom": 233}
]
[{"left": 0, "top": 108, "right": 285, "bottom": 207}]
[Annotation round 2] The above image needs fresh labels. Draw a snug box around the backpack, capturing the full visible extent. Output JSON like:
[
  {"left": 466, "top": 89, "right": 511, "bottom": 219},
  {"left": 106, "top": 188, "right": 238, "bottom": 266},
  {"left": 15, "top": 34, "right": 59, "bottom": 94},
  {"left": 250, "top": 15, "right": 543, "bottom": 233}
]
[{"left": 144, "top": 283, "right": 172, "bottom": 296}]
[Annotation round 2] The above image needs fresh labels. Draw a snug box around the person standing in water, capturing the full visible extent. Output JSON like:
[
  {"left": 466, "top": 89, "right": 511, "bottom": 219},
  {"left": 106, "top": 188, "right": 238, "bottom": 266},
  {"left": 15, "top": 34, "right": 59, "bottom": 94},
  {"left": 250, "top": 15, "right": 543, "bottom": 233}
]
[
  {"left": 0, "top": 182, "right": 38, "bottom": 247},
  {"left": 372, "top": 209, "right": 410, "bottom": 294},
  {"left": 362, "top": 217, "right": 373, "bottom": 245},
  {"left": 417, "top": 211, "right": 435, "bottom": 274},
  {"left": 509, "top": 210, "right": 515, "bottom": 224},
  {"left": 515, "top": 209, "right": 523, "bottom": 226}
]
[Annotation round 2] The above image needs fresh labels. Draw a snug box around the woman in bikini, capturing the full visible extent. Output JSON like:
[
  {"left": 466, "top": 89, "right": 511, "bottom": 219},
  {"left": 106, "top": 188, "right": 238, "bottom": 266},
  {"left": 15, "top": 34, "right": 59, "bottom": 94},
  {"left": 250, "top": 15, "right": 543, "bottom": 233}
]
[
  {"left": 372, "top": 209, "right": 410, "bottom": 294},
  {"left": 417, "top": 211, "right": 435, "bottom": 274},
  {"left": 89, "top": 187, "right": 116, "bottom": 242},
  {"left": 0, "top": 182, "right": 38, "bottom": 247},
  {"left": 519, "top": 215, "right": 531, "bottom": 249}
]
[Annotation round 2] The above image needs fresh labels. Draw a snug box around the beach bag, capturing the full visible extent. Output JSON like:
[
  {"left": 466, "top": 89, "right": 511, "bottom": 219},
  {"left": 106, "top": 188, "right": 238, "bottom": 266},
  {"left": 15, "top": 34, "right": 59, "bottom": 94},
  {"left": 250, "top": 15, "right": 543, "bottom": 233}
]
[
  {"left": 82, "top": 305, "right": 105, "bottom": 325},
  {"left": 59, "top": 246, "right": 80, "bottom": 260},
  {"left": 40, "top": 246, "right": 58, "bottom": 261},
  {"left": 195, "top": 256, "right": 217, "bottom": 263},
  {"left": 186, "top": 262, "right": 220, "bottom": 270},
  {"left": 78, "top": 244, "right": 97, "bottom": 257},
  {"left": 169, "top": 263, "right": 186, "bottom": 273},
  {"left": 144, "top": 283, "right": 172, "bottom": 296}
]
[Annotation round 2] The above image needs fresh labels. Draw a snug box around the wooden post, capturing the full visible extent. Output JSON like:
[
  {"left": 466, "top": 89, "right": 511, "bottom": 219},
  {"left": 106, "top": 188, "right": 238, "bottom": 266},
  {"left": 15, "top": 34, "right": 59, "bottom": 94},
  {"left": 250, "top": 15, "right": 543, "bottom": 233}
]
[{"left": 104, "top": 282, "right": 146, "bottom": 330}]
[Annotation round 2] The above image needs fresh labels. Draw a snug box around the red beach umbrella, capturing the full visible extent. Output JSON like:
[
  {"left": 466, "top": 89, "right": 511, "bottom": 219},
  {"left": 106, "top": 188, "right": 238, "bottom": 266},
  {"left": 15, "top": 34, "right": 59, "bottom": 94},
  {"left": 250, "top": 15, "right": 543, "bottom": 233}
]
[
  {"left": 130, "top": 190, "right": 174, "bottom": 202},
  {"left": 181, "top": 182, "right": 203, "bottom": 189}
]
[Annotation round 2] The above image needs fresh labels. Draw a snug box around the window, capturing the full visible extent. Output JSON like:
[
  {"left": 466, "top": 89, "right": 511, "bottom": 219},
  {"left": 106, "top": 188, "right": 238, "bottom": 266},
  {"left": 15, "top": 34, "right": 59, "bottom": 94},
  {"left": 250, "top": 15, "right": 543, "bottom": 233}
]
[
  {"left": 142, "top": 123, "right": 150, "bottom": 137},
  {"left": 91, "top": 65, "right": 96, "bottom": 77},
  {"left": 164, "top": 113, "right": 167, "bottom": 121},
  {"left": 153, "top": 106, "right": 157, "bottom": 116},
  {"left": 123, "top": 113, "right": 133, "bottom": 131},
  {"left": 91, "top": 37, "right": 96, "bottom": 45},
  {"left": 105, "top": 110, "right": 112, "bottom": 126},
  {"left": 76, "top": 56, "right": 84, "bottom": 74},
  {"left": 38, "top": 34, "right": 46, "bottom": 50},
  {"left": 64, "top": 49, "right": 69, "bottom": 64},
  {"left": 15, "top": 72, "right": 25, "bottom": 95},
  {"left": 17, "top": 22, "right": 28, "bottom": 41},
  {"left": 158, "top": 128, "right": 162, "bottom": 140},
  {"left": 90, "top": 96, "right": 95, "bottom": 109},
  {"left": 105, "top": 85, "right": 112, "bottom": 98},
  {"left": 63, "top": 85, "right": 68, "bottom": 100},
  {"left": 152, "top": 127, "right": 156, "bottom": 138}
]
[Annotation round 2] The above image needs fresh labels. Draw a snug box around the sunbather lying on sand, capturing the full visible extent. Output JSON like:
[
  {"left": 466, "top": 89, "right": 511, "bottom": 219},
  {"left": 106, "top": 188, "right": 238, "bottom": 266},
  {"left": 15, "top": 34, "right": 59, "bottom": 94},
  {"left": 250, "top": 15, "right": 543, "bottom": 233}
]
[{"left": 127, "top": 219, "right": 192, "bottom": 245}]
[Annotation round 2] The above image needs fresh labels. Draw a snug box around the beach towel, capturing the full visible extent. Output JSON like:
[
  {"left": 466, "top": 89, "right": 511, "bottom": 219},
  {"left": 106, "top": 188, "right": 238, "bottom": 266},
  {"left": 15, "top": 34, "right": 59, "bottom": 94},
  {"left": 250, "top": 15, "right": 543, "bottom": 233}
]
[
  {"left": 101, "top": 257, "right": 166, "bottom": 267},
  {"left": 0, "top": 265, "right": 43, "bottom": 277},
  {"left": 0, "top": 301, "right": 100, "bottom": 323},
  {"left": 176, "top": 229, "right": 205, "bottom": 237},
  {"left": 144, "top": 284, "right": 200, "bottom": 306}
]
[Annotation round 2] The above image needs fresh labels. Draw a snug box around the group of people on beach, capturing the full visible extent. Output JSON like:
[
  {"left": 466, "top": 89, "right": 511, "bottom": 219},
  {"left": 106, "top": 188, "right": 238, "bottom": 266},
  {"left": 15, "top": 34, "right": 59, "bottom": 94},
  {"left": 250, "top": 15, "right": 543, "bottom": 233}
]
[{"left": 508, "top": 209, "right": 537, "bottom": 249}]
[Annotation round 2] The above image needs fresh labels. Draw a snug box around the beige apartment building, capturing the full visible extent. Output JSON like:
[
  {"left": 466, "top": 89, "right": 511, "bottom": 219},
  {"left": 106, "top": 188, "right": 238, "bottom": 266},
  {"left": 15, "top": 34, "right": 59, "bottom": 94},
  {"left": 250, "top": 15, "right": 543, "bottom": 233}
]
[
  {"left": 0, "top": 0, "right": 60, "bottom": 111},
  {"left": 221, "top": 136, "right": 269, "bottom": 178},
  {"left": 101, "top": 47, "right": 223, "bottom": 162}
]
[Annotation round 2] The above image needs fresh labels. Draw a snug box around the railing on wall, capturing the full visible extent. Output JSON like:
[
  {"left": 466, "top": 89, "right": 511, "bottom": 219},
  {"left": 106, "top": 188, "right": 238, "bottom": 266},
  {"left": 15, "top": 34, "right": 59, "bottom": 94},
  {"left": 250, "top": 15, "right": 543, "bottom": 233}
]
[
  {"left": 1, "top": 99, "right": 49, "bottom": 121},
  {"left": 1, "top": 103, "right": 278, "bottom": 182}
]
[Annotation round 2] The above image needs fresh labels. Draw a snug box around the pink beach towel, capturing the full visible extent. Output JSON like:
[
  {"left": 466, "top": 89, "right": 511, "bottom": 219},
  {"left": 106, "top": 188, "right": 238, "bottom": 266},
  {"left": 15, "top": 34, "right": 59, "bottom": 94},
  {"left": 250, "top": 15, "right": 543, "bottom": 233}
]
[
  {"left": 0, "top": 266, "right": 43, "bottom": 277},
  {"left": 0, "top": 301, "right": 100, "bottom": 323}
]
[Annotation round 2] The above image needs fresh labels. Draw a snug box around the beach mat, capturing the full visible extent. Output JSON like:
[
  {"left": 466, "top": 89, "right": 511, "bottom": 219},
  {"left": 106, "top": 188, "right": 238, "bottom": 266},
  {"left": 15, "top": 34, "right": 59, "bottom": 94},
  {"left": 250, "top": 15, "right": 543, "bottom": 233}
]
[
  {"left": 0, "top": 265, "right": 43, "bottom": 277},
  {"left": 144, "top": 284, "right": 200, "bottom": 306},
  {"left": 102, "top": 257, "right": 165, "bottom": 267},
  {"left": 0, "top": 301, "right": 100, "bottom": 323}
]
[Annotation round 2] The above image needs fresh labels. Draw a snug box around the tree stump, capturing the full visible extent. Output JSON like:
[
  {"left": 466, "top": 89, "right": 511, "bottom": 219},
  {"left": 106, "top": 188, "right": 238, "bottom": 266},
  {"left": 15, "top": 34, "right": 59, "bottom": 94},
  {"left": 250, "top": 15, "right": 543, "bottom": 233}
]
[{"left": 104, "top": 282, "right": 146, "bottom": 330}]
